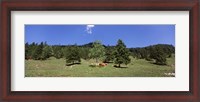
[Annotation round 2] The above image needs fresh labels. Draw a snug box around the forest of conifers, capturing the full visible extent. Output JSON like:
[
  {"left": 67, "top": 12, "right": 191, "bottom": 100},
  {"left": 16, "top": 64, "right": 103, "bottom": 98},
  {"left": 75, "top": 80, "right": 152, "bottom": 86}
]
[{"left": 25, "top": 39, "right": 175, "bottom": 66}]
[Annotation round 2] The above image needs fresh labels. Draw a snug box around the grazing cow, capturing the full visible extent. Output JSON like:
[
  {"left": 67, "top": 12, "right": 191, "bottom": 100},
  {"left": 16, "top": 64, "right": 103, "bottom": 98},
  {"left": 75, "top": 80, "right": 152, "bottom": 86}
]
[
  {"left": 99, "top": 63, "right": 107, "bottom": 67},
  {"left": 26, "top": 56, "right": 32, "bottom": 60}
]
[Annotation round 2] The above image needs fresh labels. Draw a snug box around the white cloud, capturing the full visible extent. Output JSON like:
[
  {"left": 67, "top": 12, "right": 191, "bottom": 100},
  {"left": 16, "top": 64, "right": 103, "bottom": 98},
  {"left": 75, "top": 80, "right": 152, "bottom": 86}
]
[{"left": 86, "top": 25, "right": 95, "bottom": 34}]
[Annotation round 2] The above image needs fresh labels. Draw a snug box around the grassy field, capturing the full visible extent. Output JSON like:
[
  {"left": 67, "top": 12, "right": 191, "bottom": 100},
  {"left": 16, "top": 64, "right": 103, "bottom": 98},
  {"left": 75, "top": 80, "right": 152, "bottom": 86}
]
[{"left": 25, "top": 55, "right": 175, "bottom": 77}]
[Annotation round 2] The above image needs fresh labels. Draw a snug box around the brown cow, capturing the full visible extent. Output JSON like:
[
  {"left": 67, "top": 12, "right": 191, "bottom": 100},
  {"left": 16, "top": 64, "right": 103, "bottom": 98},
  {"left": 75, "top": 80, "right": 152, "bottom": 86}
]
[
  {"left": 26, "top": 56, "right": 32, "bottom": 60},
  {"left": 99, "top": 63, "right": 107, "bottom": 67}
]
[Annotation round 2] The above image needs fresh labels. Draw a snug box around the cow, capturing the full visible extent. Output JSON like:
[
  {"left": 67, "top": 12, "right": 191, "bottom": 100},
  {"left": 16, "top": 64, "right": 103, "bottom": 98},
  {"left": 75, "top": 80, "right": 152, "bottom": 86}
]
[
  {"left": 26, "top": 56, "right": 32, "bottom": 60},
  {"left": 99, "top": 63, "right": 108, "bottom": 67}
]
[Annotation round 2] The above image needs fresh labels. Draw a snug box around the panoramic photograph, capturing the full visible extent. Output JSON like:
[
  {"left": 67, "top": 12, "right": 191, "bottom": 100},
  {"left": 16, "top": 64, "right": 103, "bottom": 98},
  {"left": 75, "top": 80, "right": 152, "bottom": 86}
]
[{"left": 25, "top": 25, "right": 175, "bottom": 77}]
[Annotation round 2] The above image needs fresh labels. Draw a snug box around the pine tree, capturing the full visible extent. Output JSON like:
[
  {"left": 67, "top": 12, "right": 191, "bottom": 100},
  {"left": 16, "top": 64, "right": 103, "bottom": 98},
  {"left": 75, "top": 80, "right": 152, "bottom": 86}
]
[
  {"left": 31, "top": 42, "right": 44, "bottom": 60},
  {"left": 65, "top": 46, "right": 81, "bottom": 65},
  {"left": 25, "top": 42, "right": 29, "bottom": 59},
  {"left": 29, "top": 42, "right": 37, "bottom": 59},
  {"left": 41, "top": 46, "right": 52, "bottom": 60},
  {"left": 114, "top": 39, "right": 131, "bottom": 67},
  {"left": 104, "top": 47, "right": 114, "bottom": 63},
  {"left": 79, "top": 47, "right": 90, "bottom": 60},
  {"left": 150, "top": 46, "right": 167, "bottom": 65},
  {"left": 32, "top": 46, "right": 40, "bottom": 60},
  {"left": 53, "top": 46, "right": 63, "bottom": 59},
  {"left": 89, "top": 40, "right": 105, "bottom": 63}
]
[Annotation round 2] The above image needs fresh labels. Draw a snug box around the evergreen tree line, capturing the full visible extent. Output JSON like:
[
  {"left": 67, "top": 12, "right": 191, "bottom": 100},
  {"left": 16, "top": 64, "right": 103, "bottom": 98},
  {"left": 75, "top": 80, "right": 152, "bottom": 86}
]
[
  {"left": 25, "top": 40, "right": 174, "bottom": 66},
  {"left": 129, "top": 44, "right": 175, "bottom": 65}
]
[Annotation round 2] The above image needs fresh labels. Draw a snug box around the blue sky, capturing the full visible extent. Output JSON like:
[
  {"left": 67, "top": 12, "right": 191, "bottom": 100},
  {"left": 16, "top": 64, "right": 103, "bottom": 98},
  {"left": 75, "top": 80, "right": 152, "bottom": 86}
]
[{"left": 25, "top": 25, "right": 175, "bottom": 48}]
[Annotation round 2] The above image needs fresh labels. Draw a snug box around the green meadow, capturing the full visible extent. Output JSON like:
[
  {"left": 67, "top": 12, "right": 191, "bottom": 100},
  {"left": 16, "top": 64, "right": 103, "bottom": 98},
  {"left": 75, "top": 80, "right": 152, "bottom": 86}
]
[{"left": 25, "top": 55, "right": 175, "bottom": 77}]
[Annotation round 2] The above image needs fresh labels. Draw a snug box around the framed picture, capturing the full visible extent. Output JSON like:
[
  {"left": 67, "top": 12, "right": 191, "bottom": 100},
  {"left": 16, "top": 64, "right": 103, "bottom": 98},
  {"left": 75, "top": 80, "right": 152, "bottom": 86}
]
[{"left": 0, "top": 0, "right": 199, "bottom": 102}]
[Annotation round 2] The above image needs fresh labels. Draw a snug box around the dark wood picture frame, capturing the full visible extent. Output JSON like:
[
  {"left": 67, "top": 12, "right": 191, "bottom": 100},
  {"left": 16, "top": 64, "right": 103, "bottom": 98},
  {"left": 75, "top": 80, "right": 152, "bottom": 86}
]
[{"left": 0, "top": 0, "right": 199, "bottom": 102}]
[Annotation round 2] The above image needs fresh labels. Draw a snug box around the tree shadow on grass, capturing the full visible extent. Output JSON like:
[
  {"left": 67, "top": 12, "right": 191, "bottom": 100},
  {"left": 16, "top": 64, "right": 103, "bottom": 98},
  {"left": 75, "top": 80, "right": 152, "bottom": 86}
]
[
  {"left": 103, "top": 61, "right": 113, "bottom": 63},
  {"left": 89, "top": 65, "right": 97, "bottom": 67},
  {"left": 89, "top": 65, "right": 107, "bottom": 68},
  {"left": 113, "top": 65, "right": 128, "bottom": 68},
  {"left": 66, "top": 62, "right": 81, "bottom": 66},
  {"left": 149, "top": 62, "right": 167, "bottom": 66}
]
